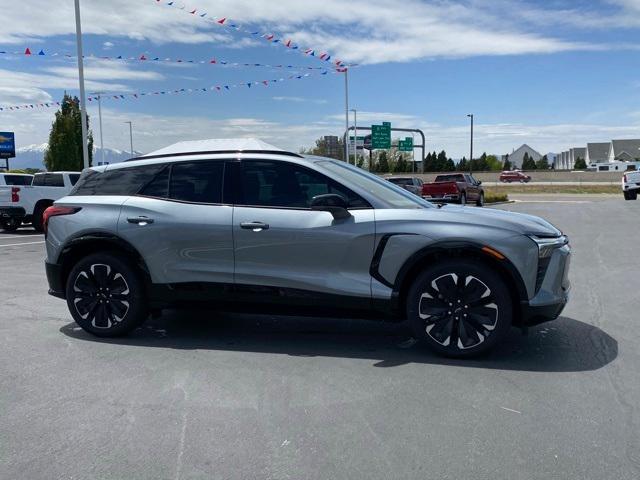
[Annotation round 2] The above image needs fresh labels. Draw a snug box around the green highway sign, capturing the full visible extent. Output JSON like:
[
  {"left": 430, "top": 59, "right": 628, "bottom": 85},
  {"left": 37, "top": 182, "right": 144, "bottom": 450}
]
[
  {"left": 371, "top": 123, "right": 391, "bottom": 149},
  {"left": 398, "top": 136, "right": 413, "bottom": 152}
]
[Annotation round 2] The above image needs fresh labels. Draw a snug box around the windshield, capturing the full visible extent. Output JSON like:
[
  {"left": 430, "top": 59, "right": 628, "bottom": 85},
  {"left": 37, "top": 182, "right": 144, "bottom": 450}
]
[{"left": 318, "top": 160, "right": 434, "bottom": 209}]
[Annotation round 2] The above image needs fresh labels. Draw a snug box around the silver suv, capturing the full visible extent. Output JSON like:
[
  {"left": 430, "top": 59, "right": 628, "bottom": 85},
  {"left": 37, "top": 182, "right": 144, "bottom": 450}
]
[{"left": 44, "top": 140, "right": 570, "bottom": 357}]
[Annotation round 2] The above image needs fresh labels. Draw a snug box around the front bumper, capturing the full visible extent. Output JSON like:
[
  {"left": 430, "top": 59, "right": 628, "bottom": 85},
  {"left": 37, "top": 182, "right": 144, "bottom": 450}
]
[
  {"left": 520, "top": 243, "right": 571, "bottom": 326},
  {"left": 45, "top": 260, "right": 66, "bottom": 299},
  {"left": 0, "top": 206, "right": 26, "bottom": 220}
]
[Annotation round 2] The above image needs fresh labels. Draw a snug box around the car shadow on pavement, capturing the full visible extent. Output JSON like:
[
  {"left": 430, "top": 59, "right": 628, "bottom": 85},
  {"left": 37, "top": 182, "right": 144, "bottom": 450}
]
[
  {"left": 59, "top": 311, "right": 617, "bottom": 373},
  {"left": 0, "top": 229, "right": 41, "bottom": 236}
]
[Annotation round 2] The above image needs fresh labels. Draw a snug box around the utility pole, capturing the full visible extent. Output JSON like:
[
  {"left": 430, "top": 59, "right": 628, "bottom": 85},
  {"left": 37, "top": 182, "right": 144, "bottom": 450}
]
[
  {"left": 350, "top": 108, "right": 357, "bottom": 165},
  {"left": 467, "top": 113, "right": 474, "bottom": 174},
  {"left": 125, "top": 121, "right": 134, "bottom": 156},
  {"left": 74, "top": 0, "right": 90, "bottom": 169},
  {"left": 344, "top": 69, "right": 349, "bottom": 163},
  {"left": 91, "top": 92, "right": 105, "bottom": 165}
]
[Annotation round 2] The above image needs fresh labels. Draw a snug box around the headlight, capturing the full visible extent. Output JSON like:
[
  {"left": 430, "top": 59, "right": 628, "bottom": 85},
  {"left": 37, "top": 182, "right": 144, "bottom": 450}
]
[{"left": 529, "top": 235, "right": 569, "bottom": 258}]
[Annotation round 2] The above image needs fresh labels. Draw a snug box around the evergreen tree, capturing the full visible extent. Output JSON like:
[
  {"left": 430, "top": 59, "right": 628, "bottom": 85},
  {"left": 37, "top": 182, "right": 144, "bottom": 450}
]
[
  {"left": 44, "top": 94, "right": 93, "bottom": 171},
  {"left": 377, "top": 150, "right": 390, "bottom": 173},
  {"left": 444, "top": 158, "right": 455, "bottom": 171},
  {"left": 574, "top": 157, "right": 587, "bottom": 170},
  {"left": 503, "top": 154, "right": 512, "bottom": 171},
  {"left": 536, "top": 155, "right": 549, "bottom": 170},
  {"left": 424, "top": 152, "right": 434, "bottom": 172},
  {"left": 457, "top": 156, "right": 468, "bottom": 171},
  {"left": 435, "top": 150, "right": 448, "bottom": 171},
  {"left": 521, "top": 152, "right": 537, "bottom": 170}
]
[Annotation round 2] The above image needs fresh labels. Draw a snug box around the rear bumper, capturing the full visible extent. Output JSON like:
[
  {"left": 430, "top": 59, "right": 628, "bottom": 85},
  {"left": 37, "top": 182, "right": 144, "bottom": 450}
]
[
  {"left": 45, "top": 260, "right": 66, "bottom": 299},
  {"left": 0, "top": 206, "right": 26, "bottom": 220},
  {"left": 422, "top": 194, "right": 460, "bottom": 202}
]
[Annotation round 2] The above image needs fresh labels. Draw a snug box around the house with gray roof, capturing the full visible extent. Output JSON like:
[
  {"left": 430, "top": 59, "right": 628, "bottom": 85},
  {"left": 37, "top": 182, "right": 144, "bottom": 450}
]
[
  {"left": 586, "top": 142, "right": 610, "bottom": 164},
  {"left": 608, "top": 139, "right": 640, "bottom": 162},
  {"left": 501, "top": 144, "right": 542, "bottom": 169}
]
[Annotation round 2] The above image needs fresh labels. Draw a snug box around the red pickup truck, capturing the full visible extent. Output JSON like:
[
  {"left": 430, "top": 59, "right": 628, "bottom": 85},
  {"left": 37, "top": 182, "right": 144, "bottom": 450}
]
[{"left": 421, "top": 173, "right": 484, "bottom": 206}]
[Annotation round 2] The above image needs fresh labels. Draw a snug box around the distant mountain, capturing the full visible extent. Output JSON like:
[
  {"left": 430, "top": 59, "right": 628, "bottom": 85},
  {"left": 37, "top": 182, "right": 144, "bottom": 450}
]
[{"left": 6, "top": 144, "right": 141, "bottom": 170}]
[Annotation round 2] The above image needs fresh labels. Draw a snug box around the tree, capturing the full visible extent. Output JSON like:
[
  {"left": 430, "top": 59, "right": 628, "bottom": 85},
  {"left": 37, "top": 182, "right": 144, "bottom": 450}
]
[
  {"left": 521, "top": 152, "right": 537, "bottom": 170},
  {"left": 486, "top": 154, "right": 502, "bottom": 171},
  {"left": 536, "top": 155, "right": 549, "bottom": 170},
  {"left": 503, "top": 154, "right": 512, "bottom": 171},
  {"left": 435, "top": 150, "right": 448, "bottom": 172},
  {"left": 423, "top": 152, "right": 434, "bottom": 172},
  {"left": 44, "top": 94, "right": 93, "bottom": 171},
  {"left": 301, "top": 136, "right": 345, "bottom": 161},
  {"left": 444, "top": 158, "right": 455, "bottom": 171},
  {"left": 377, "top": 150, "right": 390, "bottom": 173},
  {"left": 574, "top": 157, "right": 587, "bottom": 170},
  {"left": 457, "top": 156, "right": 468, "bottom": 171}
]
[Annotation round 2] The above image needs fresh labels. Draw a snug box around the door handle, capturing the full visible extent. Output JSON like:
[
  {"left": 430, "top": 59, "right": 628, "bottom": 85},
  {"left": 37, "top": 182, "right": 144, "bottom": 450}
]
[
  {"left": 127, "top": 216, "right": 154, "bottom": 225},
  {"left": 240, "top": 221, "right": 269, "bottom": 231}
]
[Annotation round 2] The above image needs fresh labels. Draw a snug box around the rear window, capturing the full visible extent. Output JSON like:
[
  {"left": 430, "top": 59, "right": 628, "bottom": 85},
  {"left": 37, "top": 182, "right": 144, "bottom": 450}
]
[
  {"left": 434, "top": 174, "right": 464, "bottom": 182},
  {"left": 70, "top": 164, "right": 166, "bottom": 196},
  {"left": 2, "top": 174, "right": 32, "bottom": 186},
  {"left": 388, "top": 178, "right": 412, "bottom": 186},
  {"left": 32, "top": 173, "right": 64, "bottom": 187}
]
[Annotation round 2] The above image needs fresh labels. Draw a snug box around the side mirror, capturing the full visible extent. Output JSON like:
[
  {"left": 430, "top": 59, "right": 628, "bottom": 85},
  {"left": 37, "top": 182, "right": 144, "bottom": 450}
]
[
  {"left": 476, "top": 180, "right": 482, "bottom": 186},
  {"left": 311, "top": 194, "right": 351, "bottom": 220}
]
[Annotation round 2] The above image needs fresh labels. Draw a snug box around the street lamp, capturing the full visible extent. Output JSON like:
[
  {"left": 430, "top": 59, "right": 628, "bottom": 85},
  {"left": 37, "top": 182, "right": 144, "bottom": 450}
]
[
  {"left": 350, "top": 108, "right": 357, "bottom": 165},
  {"left": 467, "top": 114, "right": 474, "bottom": 174},
  {"left": 74, "top": 0, "right": 89, "bottom": 169},
  {"left": 124, "top": 121, "right": 134, "bottom": 156},
  {"left": 344, "top": 69, "right": 349, "bottom": 163},
  {"left": 90, "top": 91, "right": 105, "bottom": 165}
]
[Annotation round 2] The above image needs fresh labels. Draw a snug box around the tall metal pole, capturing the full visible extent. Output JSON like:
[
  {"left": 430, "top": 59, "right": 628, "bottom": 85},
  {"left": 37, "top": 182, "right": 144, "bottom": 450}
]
[
  {"left": 74, "top": 0, "right": 90, "bottom": 169},
  {"left": 344, "top": 69, "right": 349, "bottom": 163},
  {"left": 125, "top": 121, "right": 133, "bottom": 156},
  {"left": 97, "top": 94, "right": 104, "bottom": 165},
  {"left": 467, "top": 114, "right": 474, "bottom": 174},
  {"left": 351, "top": 108, "right": 357, "bottom": 166}
]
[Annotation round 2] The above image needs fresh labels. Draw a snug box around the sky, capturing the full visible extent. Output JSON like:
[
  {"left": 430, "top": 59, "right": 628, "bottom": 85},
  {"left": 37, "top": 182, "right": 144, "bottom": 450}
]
[{"left": 0, "top": 0, "right": 639, "bottom": 158}]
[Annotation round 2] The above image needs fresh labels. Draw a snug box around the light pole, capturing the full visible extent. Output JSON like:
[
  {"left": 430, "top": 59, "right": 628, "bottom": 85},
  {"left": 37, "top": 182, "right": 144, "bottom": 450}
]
[
  {"left": 125, "top": 121, "right": 134, "bottom": 156},
  {"left": 344, "top": 69, "right": 349, "bottom": 163},
  {"left": 74, "top": 0, "right": 89, "bottom": 169},
  {"left": 350, "top": 108, "right": 357, "bottom": 165},
  {"left": 467, "top": 114, "right": 474, "bottom": 174},
  {"left": 91, "top": 91, "right": 105, "bottom": 165}
]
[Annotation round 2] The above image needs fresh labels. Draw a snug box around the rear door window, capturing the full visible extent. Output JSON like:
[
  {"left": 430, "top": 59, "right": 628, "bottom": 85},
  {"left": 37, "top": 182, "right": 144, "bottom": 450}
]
[
  {"left": 168, "top": 161, "right": 224, "bottom": 204},
  {"left": 33, "top": 173, "right": 64, "bottom": 187},
  {"left": 2, "top": 175, "right": 32, "bottom": 186}
]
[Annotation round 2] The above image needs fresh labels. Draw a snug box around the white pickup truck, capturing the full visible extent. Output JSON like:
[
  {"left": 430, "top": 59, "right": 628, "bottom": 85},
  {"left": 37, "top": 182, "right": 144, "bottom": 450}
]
[
  {"left": 622, "top": 170, "right": 640, "bottom": 200},
  {"left": 0, "top": 171, "right": 80, "bottom": 232}
]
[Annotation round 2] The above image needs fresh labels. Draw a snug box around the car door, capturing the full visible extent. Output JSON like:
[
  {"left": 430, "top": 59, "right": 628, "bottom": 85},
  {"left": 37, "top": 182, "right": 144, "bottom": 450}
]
[
  {"left": 118, "top": 160, "right": 234, "bottom": 286},
  {"left": 231, "top": 159, "right": 376, "bottom": 302},
  {"left": 464, "top": 174, "right": 480, "bottom": 201}
]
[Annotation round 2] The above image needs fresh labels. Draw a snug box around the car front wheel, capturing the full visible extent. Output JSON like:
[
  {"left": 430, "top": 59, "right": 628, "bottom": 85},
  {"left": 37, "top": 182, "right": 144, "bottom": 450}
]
[
  {"left": 476, "top": 192, "right": 485, "bottom": 207},
  {"left": 406, "top": 259, "right": 513, "bottom": 357},
  {"left": 65, "top": 252, "right": 149, "bottom": 337}
]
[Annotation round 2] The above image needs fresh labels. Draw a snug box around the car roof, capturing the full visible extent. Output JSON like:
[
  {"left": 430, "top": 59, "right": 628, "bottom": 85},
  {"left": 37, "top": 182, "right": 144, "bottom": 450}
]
[{"left": 1, "top": 172, "right": 32, "bottom": 176}]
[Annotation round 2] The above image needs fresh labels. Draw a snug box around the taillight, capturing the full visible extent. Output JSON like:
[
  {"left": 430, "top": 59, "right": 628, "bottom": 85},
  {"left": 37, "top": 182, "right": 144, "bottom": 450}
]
[
  {"left": 42, "top": 206, "right": 81, "bottom": 235},
  {"left": 11, "top": 187, "right": 19, "bottom": 202},
  {"left": 623, "top": 174, "right": 628, "bottom": 183}
]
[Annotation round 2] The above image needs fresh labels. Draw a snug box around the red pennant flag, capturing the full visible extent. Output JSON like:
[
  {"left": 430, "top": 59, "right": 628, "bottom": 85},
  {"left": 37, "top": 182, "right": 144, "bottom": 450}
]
[
  {"left": 24, "top": 48, "right": 31, "bottom": 55},
  {"left": 217, "top": 17, "right": 226, "bottom": 24},
  {"left": 266, "top": 34, "right": 274, "bottom": 41},
  {"left": 285, "top": 39, "right": 292, "bottom": 47},
  {"left": 140, "top": 54, "right": 147, "bottom": 60},
  {"left": 210, "top": 58, "right": 217, "bottom": 64},
  {"left": 262, "top": 80, "right": 268, "bottom": 85},
  {"left": 189, "top": 9, "right": 196, "bottom": 14}
]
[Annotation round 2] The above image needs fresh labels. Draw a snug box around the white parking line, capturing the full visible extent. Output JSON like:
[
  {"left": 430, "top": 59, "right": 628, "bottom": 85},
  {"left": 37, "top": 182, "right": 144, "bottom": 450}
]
[{"left": 0, "top": 241, "right": 45, "bottom": 247}]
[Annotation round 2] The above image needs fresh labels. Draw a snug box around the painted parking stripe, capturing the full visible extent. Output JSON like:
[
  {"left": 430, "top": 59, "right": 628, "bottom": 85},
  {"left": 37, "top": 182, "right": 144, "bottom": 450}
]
[
  {"left": 0, "top": 241, "right": 45, "bottom": 247},
  {"left": 0, "top": 235, "right": 44, "bottom": 240}
]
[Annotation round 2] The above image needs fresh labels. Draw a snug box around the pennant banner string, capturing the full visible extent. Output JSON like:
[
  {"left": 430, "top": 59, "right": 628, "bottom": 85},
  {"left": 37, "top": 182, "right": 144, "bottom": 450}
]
[
  {"left": 0, "top": 69, "right": 332, "bottom": 113},
  {"left": 152, "top": 0, "right": 349, "bottom": 70},
  {"left": 0, "top": 48, "right": 353, "bottom": 71}
]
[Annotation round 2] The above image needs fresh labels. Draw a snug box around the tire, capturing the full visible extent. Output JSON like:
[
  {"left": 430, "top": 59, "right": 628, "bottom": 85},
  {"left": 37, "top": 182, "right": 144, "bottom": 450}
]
[
  {"left": 624, "top": 190, "right": 638, "bottom": 200},
  {"left": 406, "top": 259, "right": 513, "bottom": 357},
  {"left": 65, "top": 252, "right": 149, "bottom": 337},
  {"left": 476, "top": 192, "right": 485, "bottom": 207},
  {"left": 1, "top": 218, "right": 20, "bottom": 232},
  {"left": 459, "top": 192, "right": 467, "bottom": 205},
  {"left": 32, "top": 203, "right": 48, "bottom": 232}
]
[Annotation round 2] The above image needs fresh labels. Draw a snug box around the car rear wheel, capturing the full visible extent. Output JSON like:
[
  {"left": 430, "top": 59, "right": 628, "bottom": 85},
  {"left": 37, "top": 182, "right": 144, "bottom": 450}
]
[
  {"left": 65, "top": 252, "right": 149, "bottom": 337},
  {"left": 624, "top": 190, "right": 637, "bottom": 200},
  {"left": 406, "top": 259, "right": 513, "bottom": 357},
  {"left": 32, "top": 204, "right": 48, "bottom": 232},
  {"left": 459, "top": 192, "right": 467, "bottom": 205},
  {"left": 1, "top": 218, "right": 19, "bottom": 232}
]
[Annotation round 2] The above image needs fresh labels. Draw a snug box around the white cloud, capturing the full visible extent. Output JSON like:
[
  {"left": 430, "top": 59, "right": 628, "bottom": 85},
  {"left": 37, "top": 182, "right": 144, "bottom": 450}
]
[{"left": 102, "top": 41, "right": 114, "bottom": 50}]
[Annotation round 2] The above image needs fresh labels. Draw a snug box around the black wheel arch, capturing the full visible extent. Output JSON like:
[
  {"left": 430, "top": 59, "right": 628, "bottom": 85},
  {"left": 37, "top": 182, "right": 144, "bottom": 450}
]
[
  {"left": 56, "top": 232, "right": 152, "bottom": 298},
  {"left": 386, "top": 240, "right": 529, "bottom": 324}
]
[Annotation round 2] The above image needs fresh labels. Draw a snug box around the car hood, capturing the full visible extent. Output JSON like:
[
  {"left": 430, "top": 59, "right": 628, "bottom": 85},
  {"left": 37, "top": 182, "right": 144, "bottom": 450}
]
[{"left": 431, "top": 204, "right": 562, "bottom": 237}]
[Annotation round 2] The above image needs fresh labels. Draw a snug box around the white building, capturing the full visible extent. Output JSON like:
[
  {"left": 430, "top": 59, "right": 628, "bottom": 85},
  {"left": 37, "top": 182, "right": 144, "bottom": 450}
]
[
  {"left": 586, "top": 142, "right": 610, "bottom": 164},
  {"left": 607, "top": 139, "right": 640, "bottom": 162},
  {"left": 501, "top": 144, "right": 542, "bottom": 169}
]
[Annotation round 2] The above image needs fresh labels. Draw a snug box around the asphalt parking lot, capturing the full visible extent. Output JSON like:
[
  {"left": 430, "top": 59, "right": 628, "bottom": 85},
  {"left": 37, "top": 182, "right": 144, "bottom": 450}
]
[{"left": 1, "top": 194, "right": 639, "bottom": 480}]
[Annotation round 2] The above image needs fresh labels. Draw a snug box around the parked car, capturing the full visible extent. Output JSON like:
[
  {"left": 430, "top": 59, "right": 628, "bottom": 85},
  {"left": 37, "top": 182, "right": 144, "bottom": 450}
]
[
  {"left": 422, "top": 173, "right": 484, "bottom": 206},
  {"left": 385, "top": 176, "right": 423, "bottom": 195},
  {"left": 500, "top": 170, "right": 531, "bottom": 183},
  {"left": 0, "top": 171, "right": 80, "bottom": 232},
  {"left": 44, "top": 139, "right": 570, "bottom": 357},
  {"left": 622, "top": 170, "right": 640, "bottom": 200}
]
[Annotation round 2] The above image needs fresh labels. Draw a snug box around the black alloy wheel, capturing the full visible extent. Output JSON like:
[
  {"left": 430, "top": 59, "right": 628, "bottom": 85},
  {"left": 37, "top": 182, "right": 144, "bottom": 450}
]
[
  {"left": 407, "top": 259, "right": 512, "bottom": 357},
  {"left": 65, "top": 253, "right": 148, "bottom": 337}
]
